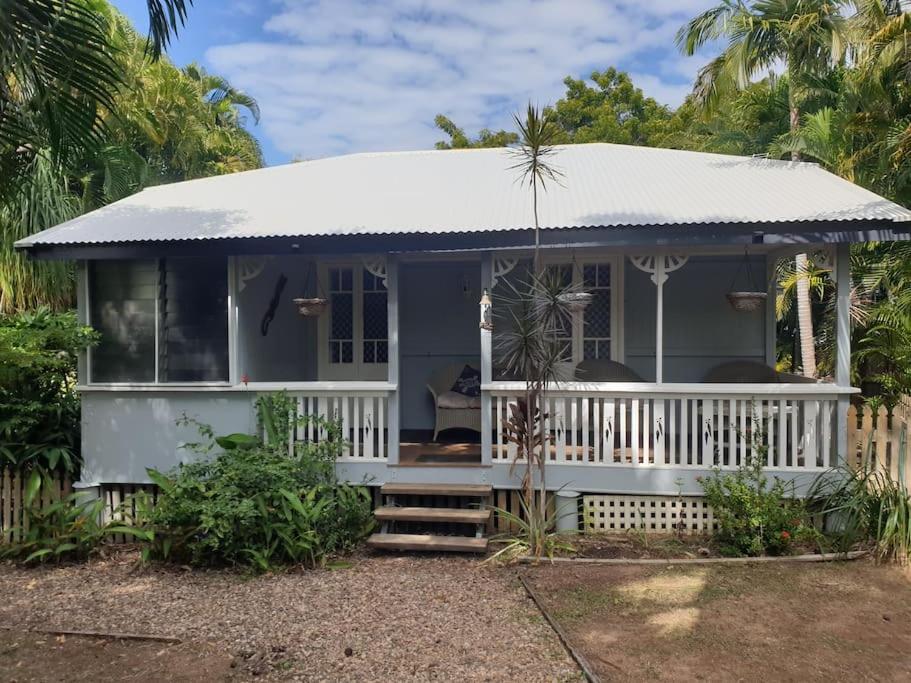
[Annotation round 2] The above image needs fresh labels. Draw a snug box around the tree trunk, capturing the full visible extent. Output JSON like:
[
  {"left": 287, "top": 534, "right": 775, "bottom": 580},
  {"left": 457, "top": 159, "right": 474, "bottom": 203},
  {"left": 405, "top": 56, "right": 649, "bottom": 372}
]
[
  {"left": 794, "top": 252, "right": 817, "bottom": 378},
  {"left": 788, "top": 71, "right": 816, "bottom": 378}
]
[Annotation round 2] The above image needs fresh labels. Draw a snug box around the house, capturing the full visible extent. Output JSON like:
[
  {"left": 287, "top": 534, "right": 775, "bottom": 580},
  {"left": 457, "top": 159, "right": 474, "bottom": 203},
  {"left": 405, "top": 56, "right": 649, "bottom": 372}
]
[{"left": 15, "top": 142, "right": 911, "bottom": 546}]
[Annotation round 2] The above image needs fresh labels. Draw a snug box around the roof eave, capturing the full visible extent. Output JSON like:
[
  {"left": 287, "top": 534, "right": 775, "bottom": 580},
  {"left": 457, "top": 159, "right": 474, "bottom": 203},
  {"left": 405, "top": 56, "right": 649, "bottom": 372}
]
[{"left": 16, "top": 219, "right": 911, "bottom": 261}]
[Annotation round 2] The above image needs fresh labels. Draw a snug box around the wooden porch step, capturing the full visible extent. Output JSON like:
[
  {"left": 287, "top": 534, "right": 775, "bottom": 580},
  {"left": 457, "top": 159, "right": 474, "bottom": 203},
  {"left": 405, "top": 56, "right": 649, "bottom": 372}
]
[
  {"left": 380, "top": 483, "right": 492, "bottom": 497},
  {"left": 374, "top": 506, "right": 491, "bottom": 524},
  {"left": 367, "top": 533, "right": 488, "bottom": 553}
]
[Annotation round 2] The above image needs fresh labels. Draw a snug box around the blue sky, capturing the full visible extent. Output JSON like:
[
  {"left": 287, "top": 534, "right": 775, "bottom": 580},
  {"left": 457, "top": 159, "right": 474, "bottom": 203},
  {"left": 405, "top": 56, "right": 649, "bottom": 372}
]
[{"left": 113, "top": 0, "right": 716, "bottom": 166}]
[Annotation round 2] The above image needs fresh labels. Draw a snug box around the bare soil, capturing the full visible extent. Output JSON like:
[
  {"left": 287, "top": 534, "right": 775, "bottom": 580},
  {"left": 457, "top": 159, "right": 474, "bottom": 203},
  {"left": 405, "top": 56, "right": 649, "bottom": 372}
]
[
  {"left": 0, "top": 631, "right": 234, "bottom": 682},
  {"left": 0, "top": 550, "right": 577, "bottom": 682},
  {"left": 525, "top": 559, "right": 911, "bottom": 681},
  {"left": 560, "top": 532, "right": 826, "bottom": 560}
]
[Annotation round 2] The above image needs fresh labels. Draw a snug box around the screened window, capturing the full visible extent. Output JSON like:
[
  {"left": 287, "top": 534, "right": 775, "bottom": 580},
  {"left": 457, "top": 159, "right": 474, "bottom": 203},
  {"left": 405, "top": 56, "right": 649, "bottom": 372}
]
[{"left": 89, "top": 258, "right": 228, "bottom": 383}]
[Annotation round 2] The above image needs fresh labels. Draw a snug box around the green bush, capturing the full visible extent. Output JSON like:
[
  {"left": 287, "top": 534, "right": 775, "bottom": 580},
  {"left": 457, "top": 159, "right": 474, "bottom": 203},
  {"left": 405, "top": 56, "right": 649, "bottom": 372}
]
[
  {"left": 0, "top": 471, "right": 137, "bottom": 564},
  {"left": 699, "top": 455, "right": 808, "bottom": 557},
  {"left": 0, "top": 308, "right": 98, "bottom": 473},
  {"left": 135, "top": 395, "right": 374, "bottom": 569},
  {"left": 808, "top": 465, "right": 911, "bottom": 562}
]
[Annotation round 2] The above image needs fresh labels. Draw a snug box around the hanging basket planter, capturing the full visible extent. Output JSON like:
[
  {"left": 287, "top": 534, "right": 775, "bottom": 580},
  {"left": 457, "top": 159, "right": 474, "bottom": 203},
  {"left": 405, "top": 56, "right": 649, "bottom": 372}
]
[
  {"left": 293, "top": 297, "right": 328, "bottom": 317},
  {"left": 558, "top": 291, "right": 593, "bottom": 312},
  {"left": 726, "top": 291, "right": 767, "bottom": 312},
  {"left": 726, "top": 247, "right": 768, "bottom": 313}
]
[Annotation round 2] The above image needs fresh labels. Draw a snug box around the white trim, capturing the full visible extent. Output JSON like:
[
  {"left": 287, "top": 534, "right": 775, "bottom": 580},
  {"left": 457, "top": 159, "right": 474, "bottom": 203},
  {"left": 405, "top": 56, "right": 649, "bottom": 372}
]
[
  {"left": 484, "top": 381, "right": 858, "bottom": 397},
  {"left": 78, "top": 381, "right": 396, "bottom": 393}
]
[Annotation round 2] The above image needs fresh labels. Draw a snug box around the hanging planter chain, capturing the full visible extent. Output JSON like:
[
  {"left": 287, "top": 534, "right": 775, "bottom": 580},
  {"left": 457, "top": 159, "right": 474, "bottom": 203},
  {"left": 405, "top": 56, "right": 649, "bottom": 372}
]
[
  {"left": 556, "top": 252, "right": 593, "bottom": 312},
  {"left": 293, "top": 261, "right": 330, "bottom": 317},
  {"left": 726, "top": 247, "right": 768, "bottom": 312}
]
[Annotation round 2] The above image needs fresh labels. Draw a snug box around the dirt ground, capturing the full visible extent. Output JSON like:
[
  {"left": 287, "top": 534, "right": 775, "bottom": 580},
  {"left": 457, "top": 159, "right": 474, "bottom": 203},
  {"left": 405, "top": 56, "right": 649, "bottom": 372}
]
[
  {"left": 525, "top": 559, "right": 911, "bottom": 681},
  {"left": 0, "top": 631, "right": 234, "bottom": 682},
  {"left": 0, "top": 550, "right": 577, "bottom": 682}
]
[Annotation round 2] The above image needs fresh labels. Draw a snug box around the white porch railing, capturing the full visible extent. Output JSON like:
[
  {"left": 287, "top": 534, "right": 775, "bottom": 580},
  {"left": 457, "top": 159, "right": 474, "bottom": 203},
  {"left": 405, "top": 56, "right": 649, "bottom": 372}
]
[
  {"left": 284, "top": 386, "right": 392, "bottom": 461},
  {"left": 488, "top": 382, "right": 851, "bottom": 471}
]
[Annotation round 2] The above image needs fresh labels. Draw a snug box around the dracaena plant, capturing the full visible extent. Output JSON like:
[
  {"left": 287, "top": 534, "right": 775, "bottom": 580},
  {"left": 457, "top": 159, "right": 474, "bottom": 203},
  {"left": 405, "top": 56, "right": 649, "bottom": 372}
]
[{"left": 491, "top": 107, "right": 577, "bottom": 559}]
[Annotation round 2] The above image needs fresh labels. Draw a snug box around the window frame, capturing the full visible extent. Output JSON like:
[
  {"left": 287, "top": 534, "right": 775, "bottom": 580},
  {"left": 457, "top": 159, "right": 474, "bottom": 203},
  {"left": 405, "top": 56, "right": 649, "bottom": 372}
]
[
  {"left": 84, "top": 257, "right": 233, "bottom": 387},
  {"left": 316, "top": 261, "right": 389, "bottom": 381}
]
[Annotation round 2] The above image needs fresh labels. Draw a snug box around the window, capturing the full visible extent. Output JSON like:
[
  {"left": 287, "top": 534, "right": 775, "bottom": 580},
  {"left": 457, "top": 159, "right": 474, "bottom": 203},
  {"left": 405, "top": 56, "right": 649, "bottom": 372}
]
[
  {"left": 89, "top": 260, "right": 157, "bottom": 383},
  {"left": 320, "top": 264, "right": 388, "bottom": 379},
  {"left": 582, "top": 263, "right": 612, "bottom": 361},
  {"left": 546, "top": 257, "right": 618, "bottom": 364},
  {"left": 88, "top": 257, "right": 229, "bottom": 383}
]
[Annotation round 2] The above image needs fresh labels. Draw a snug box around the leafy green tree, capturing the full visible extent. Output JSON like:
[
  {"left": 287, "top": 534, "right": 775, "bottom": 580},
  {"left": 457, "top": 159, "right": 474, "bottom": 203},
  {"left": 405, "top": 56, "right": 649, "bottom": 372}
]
[
  {"left": 434, "top": 115, "right": 517, "bottom": 149},
  {"left": 551, "top": 68, "right": 671, "bottom": 145},
  {"left": 0, "top": 2, "right": 262, "bottom": 314}
]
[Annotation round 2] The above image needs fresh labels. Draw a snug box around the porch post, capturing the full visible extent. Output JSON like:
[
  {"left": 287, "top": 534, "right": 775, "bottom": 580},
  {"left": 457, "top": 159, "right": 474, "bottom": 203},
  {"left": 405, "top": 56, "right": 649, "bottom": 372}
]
[
  {"left": 386, "top": 256, "right": 400, "bottom": 465},
  {"left": 480, "top": 254, "right": 493, "bottom": 465},
  {"left": 835, "top": 243, "right": 851, "bottom": 463},
  {"left": 654, "top": 258, "right": 665, "bottom": 384},
  {"left": 629, "top": 255, "right": 687, "bottom": 384}
]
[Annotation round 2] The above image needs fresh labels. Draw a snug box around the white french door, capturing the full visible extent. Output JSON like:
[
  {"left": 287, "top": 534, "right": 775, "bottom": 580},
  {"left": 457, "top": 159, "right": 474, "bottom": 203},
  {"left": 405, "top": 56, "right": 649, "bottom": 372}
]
[{"left": 317, "top": 263, "right": 388, "bottom": 381}]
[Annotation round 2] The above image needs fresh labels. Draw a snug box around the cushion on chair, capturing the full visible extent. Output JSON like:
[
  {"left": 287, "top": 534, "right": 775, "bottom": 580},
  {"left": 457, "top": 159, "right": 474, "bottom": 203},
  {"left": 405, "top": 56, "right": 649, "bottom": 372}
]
[
  {"left": 437, "top": 390, "right": 482, "bottom": 409},
  {"left": 574, "top": 359, "right": 644, "bottom": 382},
  {"left": 450, "top": 364, "right": 481, "bottom": 397}
]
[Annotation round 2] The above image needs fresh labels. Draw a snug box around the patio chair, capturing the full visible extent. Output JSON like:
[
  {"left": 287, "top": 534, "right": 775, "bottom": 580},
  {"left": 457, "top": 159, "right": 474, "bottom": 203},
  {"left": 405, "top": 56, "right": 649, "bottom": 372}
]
[{"left": 427, "top": 363, "right": 482, "bottom": 441}]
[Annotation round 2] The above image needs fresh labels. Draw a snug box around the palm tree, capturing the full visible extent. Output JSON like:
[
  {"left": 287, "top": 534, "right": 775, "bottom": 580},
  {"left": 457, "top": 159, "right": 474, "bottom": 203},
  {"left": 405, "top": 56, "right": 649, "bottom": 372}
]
[
  {"left": 510, "top": 104, "right": 562, "bottom": 273},
  {"left": 677, "top": 0, "right": 849, "bottom": 377},
  {"left": 0, "top": 2, "right": 262, "bottom": 314},
  {"left": 1, "top": 1, "right": 194, "bottom": 190}
]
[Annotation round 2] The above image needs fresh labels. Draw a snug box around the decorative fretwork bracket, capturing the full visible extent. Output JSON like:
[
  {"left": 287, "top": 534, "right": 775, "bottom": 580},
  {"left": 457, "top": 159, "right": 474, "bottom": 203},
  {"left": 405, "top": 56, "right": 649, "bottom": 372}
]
[
  {"left": 629, "top": 254, "right": 689, "bottom": 285},
  {"left": 237, "top": 256, "right": 273, "bottom": 292},
  {"left": 363, "top": 256, "right": 388, "bottom": 285},
  {"left": 491, "top": 257, "right": 518, "bottom": 289}
]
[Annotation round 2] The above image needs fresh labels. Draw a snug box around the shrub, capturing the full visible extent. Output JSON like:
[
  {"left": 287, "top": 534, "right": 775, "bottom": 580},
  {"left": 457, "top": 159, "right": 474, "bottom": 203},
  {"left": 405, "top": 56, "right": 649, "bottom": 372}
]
[
  {"left": 0, "top": 472, "right": 136, "bottom": 564},
  {"left": 807, "top": 465, "right": 911, "bottom": 562},
  {"left": 699, "top": 454, "right": 807, "bottom": 557},
  {"left": 135, "top": 395, "right": 374, "bottom": 569},
  {"left": 0, "top": 308, "right": 98, "bottom": 473}
]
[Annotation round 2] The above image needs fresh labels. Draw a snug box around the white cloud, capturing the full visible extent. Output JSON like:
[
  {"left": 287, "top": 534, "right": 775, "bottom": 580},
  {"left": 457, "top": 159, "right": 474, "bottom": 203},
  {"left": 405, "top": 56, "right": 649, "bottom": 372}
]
[{"left": 206, "top": 0, "right": 714, "bottom": 159}]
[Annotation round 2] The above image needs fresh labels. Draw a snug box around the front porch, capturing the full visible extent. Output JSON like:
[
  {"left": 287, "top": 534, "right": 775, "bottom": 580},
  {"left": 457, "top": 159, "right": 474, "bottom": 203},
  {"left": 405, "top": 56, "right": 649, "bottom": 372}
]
[{"left": 75, "top": 242, "right": 855, "bottom": 497}]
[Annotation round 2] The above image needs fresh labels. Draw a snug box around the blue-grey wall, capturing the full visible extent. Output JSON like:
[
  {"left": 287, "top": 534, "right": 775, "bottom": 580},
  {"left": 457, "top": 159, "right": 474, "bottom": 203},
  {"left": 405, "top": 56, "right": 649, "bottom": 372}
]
[
  {"left": 81, "top": 392, "right": 256, "bottom": 483},
  {"left": 624, "top": 255, "right": 768, "bottom": 382},
  {"left": 238, "top": 256, "right": 318, "bottom": 382},
  {"left": 399, "top": 261, "right": 481, "bottom": 430}
]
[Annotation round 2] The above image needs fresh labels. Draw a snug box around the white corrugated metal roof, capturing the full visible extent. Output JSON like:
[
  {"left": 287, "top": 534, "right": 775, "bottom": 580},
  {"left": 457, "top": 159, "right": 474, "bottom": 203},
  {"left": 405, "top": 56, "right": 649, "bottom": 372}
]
[{"left": 16, "top": 142, "right": 911, "bottom": 248}]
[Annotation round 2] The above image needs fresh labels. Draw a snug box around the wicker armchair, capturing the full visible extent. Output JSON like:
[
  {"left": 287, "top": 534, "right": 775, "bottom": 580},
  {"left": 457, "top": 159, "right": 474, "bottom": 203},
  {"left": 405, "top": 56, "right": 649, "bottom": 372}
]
[{"left": 427, "top": 364, "right": 482, "bottom": 441}]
